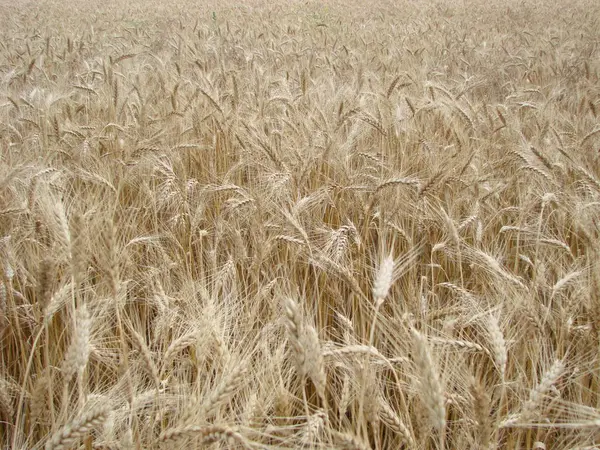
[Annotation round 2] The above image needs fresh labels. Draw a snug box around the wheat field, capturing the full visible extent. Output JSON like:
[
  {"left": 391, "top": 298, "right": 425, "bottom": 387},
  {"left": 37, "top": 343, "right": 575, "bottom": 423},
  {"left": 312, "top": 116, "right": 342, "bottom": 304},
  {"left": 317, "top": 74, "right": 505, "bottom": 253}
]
[{"left": 1, "top": 0, "right": 600, "bottom": 448}]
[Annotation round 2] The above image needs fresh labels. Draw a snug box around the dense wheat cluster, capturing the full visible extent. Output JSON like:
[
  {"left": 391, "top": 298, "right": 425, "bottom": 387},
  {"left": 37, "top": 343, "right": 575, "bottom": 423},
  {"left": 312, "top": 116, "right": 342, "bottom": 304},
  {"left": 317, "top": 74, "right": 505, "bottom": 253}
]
[{"left": 1, "top": 0, "right": 600, "bottom": 448}]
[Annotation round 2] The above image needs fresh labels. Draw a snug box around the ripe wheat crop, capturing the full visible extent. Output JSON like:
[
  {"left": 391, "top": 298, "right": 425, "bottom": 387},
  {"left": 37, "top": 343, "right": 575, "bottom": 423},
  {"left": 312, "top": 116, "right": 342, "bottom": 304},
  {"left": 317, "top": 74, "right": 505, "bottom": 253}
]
[{"left": 1, "top": 0, "right": 600, "bottom": 448}]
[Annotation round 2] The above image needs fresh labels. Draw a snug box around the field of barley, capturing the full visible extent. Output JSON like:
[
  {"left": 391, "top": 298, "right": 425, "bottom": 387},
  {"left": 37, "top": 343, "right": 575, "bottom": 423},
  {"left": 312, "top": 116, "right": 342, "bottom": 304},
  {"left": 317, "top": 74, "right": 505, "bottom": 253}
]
[{"left": 1, "top": 0, "right": 600, "bottom": 448}]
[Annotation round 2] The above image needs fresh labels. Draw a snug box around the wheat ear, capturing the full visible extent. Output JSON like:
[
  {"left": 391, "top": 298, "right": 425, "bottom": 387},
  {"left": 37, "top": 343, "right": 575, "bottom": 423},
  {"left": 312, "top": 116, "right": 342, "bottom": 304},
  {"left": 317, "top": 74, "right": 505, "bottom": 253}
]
[
  {"left": 411, "top": 328, "right": 446, "bottom": 433},
  {"left": 45, "top": 405, "right": 110, "bottom": 450},
  {"left": 379, "top": 396, "right": 415, "bottom": 447},
  {"left": 199, "top": 363, "right": 248, "bottom": 419},
  {"left": 520, "top": 360, "right": 565, "bottom": 422},
  {"left": 486, "top": 314, "right": 507, "bottom": 382},
  {"left": 158, "top": 424, "right": 252, "bottom": 448},
  {"left": 62, "top": 303, "right": 91, "bottom": 382},
  {"left": 283, "top": 297, "right": 306, "bottom": 372}
]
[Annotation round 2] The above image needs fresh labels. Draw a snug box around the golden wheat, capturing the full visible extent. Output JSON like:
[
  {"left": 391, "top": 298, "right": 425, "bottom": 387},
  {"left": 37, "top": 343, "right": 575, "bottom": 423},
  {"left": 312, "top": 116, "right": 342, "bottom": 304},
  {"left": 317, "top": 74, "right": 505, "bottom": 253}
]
[{"left": 1, "top": 0, "right": 600, "bottom": 448}]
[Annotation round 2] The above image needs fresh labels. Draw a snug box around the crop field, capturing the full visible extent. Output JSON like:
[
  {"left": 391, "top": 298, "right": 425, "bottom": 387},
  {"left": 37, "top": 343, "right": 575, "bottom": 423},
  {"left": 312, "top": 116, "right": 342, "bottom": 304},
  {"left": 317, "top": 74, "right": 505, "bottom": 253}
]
[{"left": 1, "top": 0, "right": 600, "bottom": 448}]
